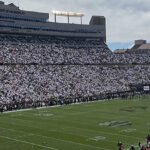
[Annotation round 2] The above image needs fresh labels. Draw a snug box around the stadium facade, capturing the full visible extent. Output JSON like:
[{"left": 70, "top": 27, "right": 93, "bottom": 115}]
[{"left": 0, "top": 1, "right": 106, "bottom": 41}]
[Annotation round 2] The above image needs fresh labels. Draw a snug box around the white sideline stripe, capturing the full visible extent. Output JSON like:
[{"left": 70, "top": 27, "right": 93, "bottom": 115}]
[
  {"left": 0, "top": 135, "right": 58, "bottom": 150},
  {"left": 0, "top": 127, "right": 110, "bottom": 150},
  {"left": 3, "top": 105, "right": 62, "bottom": 114},
  {"left": 3, "top": 99, "right": 109, "bottom": 114},
  {"left": 35, "top": 135, "right": 108, "bottom": 150}
]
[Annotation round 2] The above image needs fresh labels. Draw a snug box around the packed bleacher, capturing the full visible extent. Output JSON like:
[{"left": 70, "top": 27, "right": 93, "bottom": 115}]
[
  {"left": 0, "top": 34, "right": 150, "bottom": 112},
  {"left": 1, "top": 35, "right": 150, "bottom": 65},
  {"left": 0, "top": 35, "right": 110, "bottom": 65}
]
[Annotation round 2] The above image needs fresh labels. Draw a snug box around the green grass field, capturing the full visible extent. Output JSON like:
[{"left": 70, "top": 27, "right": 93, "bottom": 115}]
[{"left": 0, "top": 96, "right": 150, "bottom": 150}]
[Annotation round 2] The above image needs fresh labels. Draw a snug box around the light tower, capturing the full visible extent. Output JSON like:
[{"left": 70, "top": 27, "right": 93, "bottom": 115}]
[{"left": 52, "top": 10, "right": 84, "bottom": 24}]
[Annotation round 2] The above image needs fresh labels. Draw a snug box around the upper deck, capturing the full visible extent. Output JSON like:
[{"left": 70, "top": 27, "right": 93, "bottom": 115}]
[{"left": 0, "top": 1, "right": 106, "bottom": 41}]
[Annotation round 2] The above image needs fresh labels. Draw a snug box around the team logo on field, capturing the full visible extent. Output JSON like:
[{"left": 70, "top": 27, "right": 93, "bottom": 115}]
[
  {"left": 120, "top": 128, "right": 136, "bottom": 133},
  {"left": 120, "top": 106, "right": 147, "bottom": 112},
  {"left": 99, "top": 121, "right": 132, "bottom": 127},
  {"left": 34, "top": 113, "right": 54, "bottom": 117}
]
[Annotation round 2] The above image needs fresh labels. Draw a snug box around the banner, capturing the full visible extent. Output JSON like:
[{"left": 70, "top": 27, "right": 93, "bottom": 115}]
[{"left": 143, "top": 86, "right": 150, "bottom": 91}]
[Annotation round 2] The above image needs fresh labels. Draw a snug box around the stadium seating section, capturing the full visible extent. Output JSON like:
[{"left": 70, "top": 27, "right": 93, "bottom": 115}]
[{"left": 0, "top": 34, "right": 150, "bottom": 110}]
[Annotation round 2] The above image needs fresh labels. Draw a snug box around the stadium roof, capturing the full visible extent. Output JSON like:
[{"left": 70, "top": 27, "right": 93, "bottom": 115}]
[{"left": 138, "top": 44, "right": 150, "bottom": 50}]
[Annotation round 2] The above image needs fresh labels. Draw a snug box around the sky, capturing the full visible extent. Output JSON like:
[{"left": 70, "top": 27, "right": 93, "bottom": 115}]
[{"left": 3, "top": 0, "right": 150, "bottom": 50}]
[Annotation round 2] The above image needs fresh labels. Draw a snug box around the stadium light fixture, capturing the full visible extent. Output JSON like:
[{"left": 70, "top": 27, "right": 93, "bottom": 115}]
[
  {"left": 52, "top": 10, "right": 84, "bottom": 17},
  {"left": 52, "top": 10, "right": 84, "bottom": 24}
]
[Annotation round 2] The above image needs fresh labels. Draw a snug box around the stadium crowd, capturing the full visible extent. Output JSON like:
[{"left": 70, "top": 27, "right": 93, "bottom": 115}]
[
  {"left": 0, "top": 65, "right": 150, "bottom": 111},
  {"left": 0, "top": 35, "right": 150, "bottom": 112},
  {"left": 0, "top": 35, "right": 110, "bottom": 65},
  {"left": 0, "top": 35, "right": 150, "bottom": 65}
]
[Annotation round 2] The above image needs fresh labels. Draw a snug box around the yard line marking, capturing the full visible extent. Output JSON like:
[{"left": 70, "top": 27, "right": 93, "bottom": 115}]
[
  {"left": 0, "top": 127, "right": 110, "bottom": 150},
  {"left": 0, "top": 115, "right": 142, "bottom": 146},
  {"left": 0, "top": 116, "right": 140, "bottom": 143},
  {"left": 3, "top": 113, "right": 144, "bottom": 141},
  {"left": 0, "top": 126, "right": 117, "bottom": 146},
  {"left": 0, "top": 135, "right": 58, "bottom": 150},
  {"left": 65, "top": 127, "right": 141, "bottom": 140},
  {"left": 0, "top": 126, "right": 89, "bottom": 139}
]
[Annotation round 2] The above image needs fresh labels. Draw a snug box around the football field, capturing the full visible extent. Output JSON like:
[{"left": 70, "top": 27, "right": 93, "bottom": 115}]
[{"left": 0, "top": 96, "right": 150, "bottom": 150}]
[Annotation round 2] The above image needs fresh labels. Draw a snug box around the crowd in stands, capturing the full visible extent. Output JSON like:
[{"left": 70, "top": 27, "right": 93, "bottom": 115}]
[
  {"left": 0, "top": 35, "right": 150, "bottom": 65},
  {"left": 0, "top": 34, "right": 150, "bottom": 112},
  {"left": 108, "top": 54, "right": 150, "bottom": 64},
  {"left": 0, "top": 35, "right": 110, "bottom": 65},
  {"left": 0, "top": 65, "right": 150, "bottom": 108}
]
